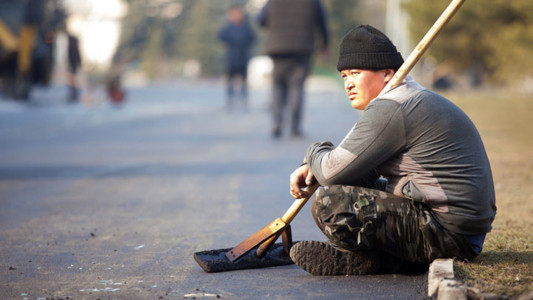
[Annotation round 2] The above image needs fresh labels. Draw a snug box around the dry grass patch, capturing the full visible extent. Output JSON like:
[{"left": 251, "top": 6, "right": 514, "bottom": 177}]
[{"left": 444, "top": 90, "right": 533, "bottom": 297}]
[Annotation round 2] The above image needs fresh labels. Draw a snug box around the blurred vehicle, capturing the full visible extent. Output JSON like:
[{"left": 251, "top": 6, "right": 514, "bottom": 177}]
[{"left": 0, "top": 0, "right": 65, "bottom": 100}]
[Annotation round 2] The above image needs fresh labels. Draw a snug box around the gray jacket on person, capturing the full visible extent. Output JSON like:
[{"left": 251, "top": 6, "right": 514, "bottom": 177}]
[{"left": 305, "top": 77, "right": 497, "bottom": 236}]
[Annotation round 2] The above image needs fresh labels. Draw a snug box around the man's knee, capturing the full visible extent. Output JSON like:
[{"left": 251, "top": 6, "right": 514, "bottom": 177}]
[{"left": 312, "top": 185, "right": 376, "bottom": 250}]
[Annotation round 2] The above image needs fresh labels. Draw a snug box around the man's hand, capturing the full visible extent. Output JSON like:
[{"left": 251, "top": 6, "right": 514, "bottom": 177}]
[{"left": 289, "top": 164, "right": 315, "bottom": 199}]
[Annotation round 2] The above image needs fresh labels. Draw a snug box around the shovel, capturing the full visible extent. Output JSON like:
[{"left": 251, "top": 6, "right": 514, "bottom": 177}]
[
  {"left": 194, "top": 183, "right": 319, "bottom": 272},
  {"left": 194, "top": 0, "right": 465, "bottom": 273}
]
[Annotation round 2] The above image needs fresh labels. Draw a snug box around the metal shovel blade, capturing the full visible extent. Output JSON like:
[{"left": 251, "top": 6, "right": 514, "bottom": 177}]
[{"left": 193, "top": 242, "right": 293, "bottom": 273}]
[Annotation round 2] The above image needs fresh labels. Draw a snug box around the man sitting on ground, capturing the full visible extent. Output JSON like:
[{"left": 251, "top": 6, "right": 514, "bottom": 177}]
[{"left": 288, "top": 25, "right": 496, "bottom": 275}]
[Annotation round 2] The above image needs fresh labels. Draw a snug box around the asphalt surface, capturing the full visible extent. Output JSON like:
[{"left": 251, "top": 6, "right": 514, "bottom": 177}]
[{"left": 0, "top": 79, "right": 428, "bottom": 299}]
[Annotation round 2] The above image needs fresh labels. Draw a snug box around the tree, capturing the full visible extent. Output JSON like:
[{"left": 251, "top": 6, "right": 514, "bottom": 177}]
[
  {"left": 173, "top": 0, "right": 229, "bottom": 76},
  {"left": 404, "top": 0, "right": 533, "bottom": 85},
  {"left": 318, "top": 0, "right": 361, "bottom": 73},
  {"left": 115, "top": 0, "right": 250, "bottom": 78},
  {"left": 140, "top": 21, "right": 164, "bottom": 79}
]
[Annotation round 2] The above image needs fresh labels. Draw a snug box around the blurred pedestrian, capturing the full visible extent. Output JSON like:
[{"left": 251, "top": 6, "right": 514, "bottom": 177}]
[
  {"left": 66, "top": 31, "right": 81, "bottom": 102},
  {"left": 258, "top": 0, "right": 329, "bottom": 139},
  {"left": 218, "top": 5, "right": 255, "bottom": 111}
]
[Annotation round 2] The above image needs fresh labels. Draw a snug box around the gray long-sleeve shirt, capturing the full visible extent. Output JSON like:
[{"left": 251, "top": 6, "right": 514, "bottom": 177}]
[{"left": 306, "top": 77, "right": 496, "bottom": 236}]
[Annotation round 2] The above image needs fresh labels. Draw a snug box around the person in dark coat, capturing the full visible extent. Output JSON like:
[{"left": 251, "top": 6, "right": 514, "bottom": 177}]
[
  {"left": 218, "top": 5, "right": 255, "bottom": 111},
  {"left": 258, "top": 0, "right": 329, "bottom": 138},
  {"left": 67, "top": 33, "right": 81, "bottom": 102}
]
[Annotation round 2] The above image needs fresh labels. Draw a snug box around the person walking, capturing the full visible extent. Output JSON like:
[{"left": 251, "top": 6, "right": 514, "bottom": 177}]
[
  {"left": 288, "top": 25, "right": 496, "bottom": 275},
  {"left": 258, "top": 0, "right": 329, "bottom": 138},
  {"left": 218, "top": 5, "right": 255, "bottom": 111},
  {"left": 66, "top": 32, "right": 81, "bottom": 102}
]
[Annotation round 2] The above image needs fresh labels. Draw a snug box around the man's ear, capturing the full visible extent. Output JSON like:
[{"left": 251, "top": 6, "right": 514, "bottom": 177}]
[{"left": 383, "top": 69, "right": 395, "bottom": 83}]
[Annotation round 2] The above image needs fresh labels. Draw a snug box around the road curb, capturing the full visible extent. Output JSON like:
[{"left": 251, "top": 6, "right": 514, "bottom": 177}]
[
  {"left": 428, "top": 259, "right": 512, "bottom": 300},
  {"left": 428, "top": 259, "right": 466, "bottom": 299}
]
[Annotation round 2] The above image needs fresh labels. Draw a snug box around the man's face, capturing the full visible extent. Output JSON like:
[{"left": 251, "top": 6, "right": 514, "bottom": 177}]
[
  {"left": 228, "top": 8, "right": 244, "bottom": 25},
  {"left": 340, "top": 69, "right": 394, "bottom": 110}
]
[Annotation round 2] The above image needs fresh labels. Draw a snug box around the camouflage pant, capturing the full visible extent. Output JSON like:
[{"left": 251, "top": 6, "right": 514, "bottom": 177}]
[{"left": 311, "top": 185, "right": 477, "bottom": 263}]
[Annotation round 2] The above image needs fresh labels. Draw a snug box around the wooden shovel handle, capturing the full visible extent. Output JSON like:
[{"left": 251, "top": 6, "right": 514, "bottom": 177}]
[
  {"left": 280, "top": 182, "right": 319, "bottom": 224},
  {"left": 388, "top": 0, "right": 466, "bottom": 89},
  {"left": 255, "top": 183, "right": 319, "bottom": 257}
]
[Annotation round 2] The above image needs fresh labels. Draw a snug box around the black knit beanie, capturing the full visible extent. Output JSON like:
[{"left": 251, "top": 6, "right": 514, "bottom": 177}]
[{"left": 337, "top": 25, "right": 404, "bottom": 71}]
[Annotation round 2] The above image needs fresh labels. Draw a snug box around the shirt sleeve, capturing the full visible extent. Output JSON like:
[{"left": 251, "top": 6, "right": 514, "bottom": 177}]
[
  {"left": 305, "top": 99, "right": 406, "bottom": 186},
  {"left": 218, "top": 24, "right": 229, "bottom": 43}
]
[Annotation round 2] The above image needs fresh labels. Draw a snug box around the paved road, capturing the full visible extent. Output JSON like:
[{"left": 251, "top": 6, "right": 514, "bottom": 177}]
[{"left": 0, "top": 79, "right": 428, "bottom": 299}]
